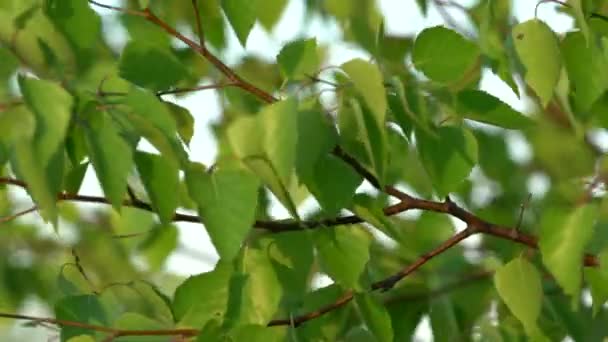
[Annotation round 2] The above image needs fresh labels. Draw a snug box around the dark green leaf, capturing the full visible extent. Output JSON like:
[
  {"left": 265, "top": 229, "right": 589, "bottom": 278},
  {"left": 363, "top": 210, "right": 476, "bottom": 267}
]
[
  {"left": 277, "top": 38, "right": 318, "bottom": 80},
  {"left": 134, "top": 151, "right": 179, "bottom": 224},
  {"left": 457, "top": 90, "right": 534, "bottom": 129},
  {"left": 119, "top": 41, "right": 188, "bottom": 91},
  {"left": 221, "top": 0, "right": 255, "bottom": 47}
]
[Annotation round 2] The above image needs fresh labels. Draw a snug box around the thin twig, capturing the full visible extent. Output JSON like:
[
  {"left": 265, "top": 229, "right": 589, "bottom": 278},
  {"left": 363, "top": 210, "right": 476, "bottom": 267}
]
[
  {"left": 0, "top": 206, "right": 38, "bottom": 223},
  {"left": 156, "top": 82, "right": 236, "bottom": 96},
  {"left": 191, "top": 0, "right": 205, "bottom": 46}
]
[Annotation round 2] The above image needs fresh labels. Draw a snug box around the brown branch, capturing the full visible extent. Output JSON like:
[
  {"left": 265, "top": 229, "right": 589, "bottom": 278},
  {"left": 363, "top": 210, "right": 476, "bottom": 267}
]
[
  {"left": 0, "top": 206, "right": 37, "bottom": 223},
  {"left": 0, "top": 312, "right": 198, "bottom": 338},
  {"left": 156, "top": 82, "right": 237, "bottom": 96},
  {"left": 268, "top": 226, "right": 476, "bottom": 327}
]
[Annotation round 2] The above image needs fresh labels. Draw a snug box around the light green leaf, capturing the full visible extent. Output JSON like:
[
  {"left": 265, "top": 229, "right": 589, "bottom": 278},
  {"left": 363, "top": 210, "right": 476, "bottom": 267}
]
[
  {"left": 221, "top": 0, "right": 255, "bottom": 47},
  {"left": 18, "top": 75, "right": 72, "bottom": 166},
  {"left": 355, "top": 293, "right": 394, "bottom": 342},
  {"left": 139, "top": 224, "right": 178, "bottom": 271},
  {"left": 569, "top": 0, "right": 589, "bottom": 43},
  {"left": 277, "top": 38, "right": 318, "bottom": 80},
  {"left": 416, "top": 126, "right": 477, "bottom": 197},
  {"left": 540, "top": 204, "right": 597, "bottom": 300},
  {"left": 112, "top": 312, "right": 169, "bottom": 342},
  {"left": 512, "top": 19, "right": 561, "bottom": 107},
  {"left": 124, "top": 89, "right": 188, "bottom": 166},
  {"left": 314, "top": 226, "right": 371, "bottom": 289},
  {"left": 231, "top": 324, "right": 286, "bottom": 342},
  {"left": 45, "top": 0, "right": 101, "bottom": 67},
  {"left": 185, "top": 164, "right": 259, "bottom": 260},
  {"left": 342, "top": 58, "right": 387, "bottom": 123},
  {"left": 457, "top": 90, "right": 534, "bottom": 129},
  {"left": 224, "top": 249, "right": 283, "bottom": 327},
  {"left": 413, "top": 26, "right": 480, "bottom": 83},
  {"left": 227, "top": 99, "right": 299, "bottom": 217},
  {"left": 165, "top": 102, "right": 195, "bottom": 145},
  {"left": 494, "top": 257, "right": 544, "bottom": 338},
  {"left": 561, "top": 31, "right": 608, "bottom": 111},
  {"left": 254, "top": 0, "right": 287, "bottom": 30},
  {"left": 84, "top": 109, "right": 133, "bottom": 210},
  {"left": 173, "top": 262, "right": 233, "bottom": 327},
  {"left": 350, "top": 98, "right": 388, "bottom": 186},
  {"left": 119, "top": 41, "right": 188, "bottom": 91},
  {"left": 134, "top": 151, "right": 179, "bottom": 224}
]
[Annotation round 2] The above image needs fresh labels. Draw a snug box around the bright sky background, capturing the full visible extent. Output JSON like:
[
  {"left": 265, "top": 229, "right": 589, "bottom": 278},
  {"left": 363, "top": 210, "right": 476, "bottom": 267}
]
[{"left": 6, "top": 0, "right": 580, "bottom": 340}]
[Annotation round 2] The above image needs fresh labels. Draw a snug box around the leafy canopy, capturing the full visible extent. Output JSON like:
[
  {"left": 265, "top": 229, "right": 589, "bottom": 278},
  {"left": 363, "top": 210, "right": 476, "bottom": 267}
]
[{"left": 0, "top": 0, "right": 608, "bottom": 341}]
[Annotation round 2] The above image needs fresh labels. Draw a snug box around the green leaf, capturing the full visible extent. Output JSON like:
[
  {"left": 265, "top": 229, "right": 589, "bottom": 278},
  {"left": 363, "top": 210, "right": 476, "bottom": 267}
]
[
  {"left": 457, "top": 90, "right": 534, "bottom": 129},
  {"left": 119, "top": 41, "right": 188, "bottom": 91},
  {"left": 561, "top": 31, "right": 608, "bottom": 111},
  {"left": 494, "top": 257, "right": 544, "bottom": 338},
  {"left": 231, "top": 324, "right": 285, "bottom": 342},
  {"left": 355, "top": 293, "right": 394, "bottom": 342},
  {"left": 277, "top": 38, "right": 318, "bottom": 80},
  {"left": 134, "top": 151, "right": 179, "bottom": 224},
  {"left": 227, "top": 99, "right": 299, "bottom": 217},
  {"left": 173, "top": 262, "right": 233, "bottom": 327},
  {"left": 221, "top": 0, "right": 255, "bottom": 47},
  {"left": 55, "top": 295, "right": 108, "bottom": 341},
  {"left": 124, "top": 89, "right": 188, "bottom": 166},
  {"left": 429, "top": 296, "right": 460, "bottom": 342},
  {"left": 512, "top": 19, "right": 561, "bottom": 107},
  {"left": 262, "top": 231, "right": 313, "bottom": 298},
  {"left": 569, "top": 0, "right": 589, "bottom": 43},
  {"left": 224, "top": 249, "right": 282, "bottom": 327},
  {"left": 254, "top": 0, "right": 287, "bottom": 30},
  {"left": 165, "top": 102, "right": 195, "bottom": 146},
  {"left": 112, "top": 312, "right": 169, "bottom": 342},
  {"left": 314, "top": 226, "right": 371, "bottom": 289},
  {"left": 185, "top": 164, "right": 259, "bottom": 260},
  {"left": 138, "top": 224, "right": 178, "bottom": 271},
  {"left": 412, "top": 26, "right": 480, "bottom": 83},
  {"left": 585, "top": 248, "right": 608, "bottom": 315},
  {"left": 416, "top": 126, "right": 477, "bottom": 197},
  {"left": 540, "top": 204, "right": 597, "bottom": 301},
  {"left": 45, "top": 0, "right": 101, "bottom": 68},
  {"left": 84, "top": 109, "right": 133, "bottom": 210},
  {"left": 18, "top": 75, "right": 72, "bottom": 167},
  {"left": 295, "top": 110, "right": 361, "bottom": 214},
  {"left": 342, "top": 58, "right": 387, "bottom": 123},
  {"left": 350, "top": 98, "right": 388, "bottom": 186}
]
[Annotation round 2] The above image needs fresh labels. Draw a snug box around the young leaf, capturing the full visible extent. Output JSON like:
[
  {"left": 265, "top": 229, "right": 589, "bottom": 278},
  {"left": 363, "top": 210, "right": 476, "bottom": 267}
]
[
  {"left": 221, "top": 0, "right": 256, "bottom": 47},
  {"left": 413, "top": 26, "right": 479, "bottom": 83},
  {"left": 584, "top": 248, "right": 608, "bottom": 315},
  {"left": 227, "top": 99, "right": 299, "bottom": 217},
  {"left": 314, "top": 226, "right": 371, "bottom": 289},
  {"left": 224, "top": 249, "right": 283, "bottom": 327},
  {"left": 124, "top": 89, "right": 188, "bottom": 166},
  {"left": 18, "top": 75, "right": 72, "bottom": 166},
  {"left": 134, "top": 151, "right": 179, "bottom": 224},
  {"left": 512, "top": 20, "right": 561, "bottom": 107},
  {"left": 561, "top": 31, "right": 608, "bottom": 111},
  {"left": 355, "top": 293, "right": 394, "bottom": 342},
  {"left": 185, "top": 164, "right": 259, "bottom": 260},
  {"left": 84, "top": 110, "right": 133, "bottom": 210},
  {"left": 416, "top": 126, "right": 477, "bottom": 197},
  {"left": 254, "top": 0, "right": 287, "bottom": 30},
  {"left": 173, "top": 262, "right": 233, "bottom": 327},
  {"left": 119, "top": 41, "right": 188, "bottom": 91},
  {"left": 277, "top": 38, "right": 318, "bottom": 80},
  {"left": 494, "top": 257, "right": 544, "bottom": 338},
  {"left": 457, "top": 90, "right": 534, "bottom": 129},
  {"left": 540, "top": 204, "right": 597, "bottom": 301},
  {"left": 350, "top": 98, "right": 388, "bottom": 186},
  {"left": 341, "top": 58, "right": 387, "bottom": 123}
]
